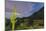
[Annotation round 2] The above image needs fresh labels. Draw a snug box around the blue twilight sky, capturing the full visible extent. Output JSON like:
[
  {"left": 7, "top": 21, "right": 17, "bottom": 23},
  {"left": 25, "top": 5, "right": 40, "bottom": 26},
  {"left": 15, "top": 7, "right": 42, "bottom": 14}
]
[{"left": 5, "top": 1, "right": 44, "bottom": 19}]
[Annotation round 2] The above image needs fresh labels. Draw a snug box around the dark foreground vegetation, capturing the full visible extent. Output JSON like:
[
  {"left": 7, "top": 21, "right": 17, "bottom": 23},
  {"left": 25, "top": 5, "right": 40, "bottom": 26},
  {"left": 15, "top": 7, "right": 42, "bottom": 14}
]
[{"left": 5, "top": 7, "right": 44, "bottom": 31}]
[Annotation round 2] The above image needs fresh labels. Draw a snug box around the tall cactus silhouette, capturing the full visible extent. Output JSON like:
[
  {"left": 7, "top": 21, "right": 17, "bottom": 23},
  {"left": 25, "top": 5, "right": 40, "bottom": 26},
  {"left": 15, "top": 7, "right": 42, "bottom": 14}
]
[{"left": 10, "top": 6, "right": 16, "bottom": 31}]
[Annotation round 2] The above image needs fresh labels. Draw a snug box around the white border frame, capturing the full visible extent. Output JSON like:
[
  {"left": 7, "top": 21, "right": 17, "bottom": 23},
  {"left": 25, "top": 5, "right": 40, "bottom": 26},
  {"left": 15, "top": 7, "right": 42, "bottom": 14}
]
[
  {"left": 0, "top": 0, "right": 45, "bottom": 31},
  {"left": 10, "top": 0, "right": 44, "bottom": 2}
]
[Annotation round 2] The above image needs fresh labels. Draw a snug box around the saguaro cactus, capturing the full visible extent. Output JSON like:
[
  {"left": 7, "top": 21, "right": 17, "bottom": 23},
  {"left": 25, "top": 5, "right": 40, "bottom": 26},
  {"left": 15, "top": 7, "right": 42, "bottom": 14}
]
[{"left": 10, "top": 6, "right": 16, "bottom": 31}]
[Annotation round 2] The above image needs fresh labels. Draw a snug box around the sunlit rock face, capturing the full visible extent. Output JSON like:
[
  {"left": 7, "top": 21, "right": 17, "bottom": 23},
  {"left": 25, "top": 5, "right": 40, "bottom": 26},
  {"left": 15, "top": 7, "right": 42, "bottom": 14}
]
[{"left": 5, "top": 1, "right": 44, "bottom": 19}]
